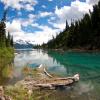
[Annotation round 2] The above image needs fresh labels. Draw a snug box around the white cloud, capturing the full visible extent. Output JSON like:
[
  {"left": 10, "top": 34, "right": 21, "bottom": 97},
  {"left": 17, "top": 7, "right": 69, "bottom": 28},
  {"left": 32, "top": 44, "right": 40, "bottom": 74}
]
[
  {"left": 39, "top": 11, "right": 53, "bottom": 17},
  {"left": 20, "top": 14, "right": 36, "bottom": 27},
  {"left": 53, "top": 23, "right": 66, "bottom": 30},
  {"left": 28, "top": 14, "right": 36, "bottom": 19},
  {"left": 86, "top": 0, "right": 99, "bottom": 5},
  {"left": 6, "top": 19, "right": 60, "bottom": 45},
  {"left": 31, "top": 23, "right": 39, "bottom": 27},
  {"left": 1, "top": 0, "right": 37, "bottom": 10},
  {"left": 6, "top": 19, "right": 32, "bottom": 42},
  {"left": 25, "top": 4, "right": 34, "bottom": 11},
  {"left": 42, "top": 5, "right": 46, "bottom": 8},
  {"left": 6, "top": 20, "right": 22, "bottom": 32},
  {"left": 4, "top": 0, "right": 99, "bottom": 45},
  {"left": 55, "top": 0, "right": 93, "bottom": 24},
  {"left": 32, "top": 26, "right": 60, "bottom": 44},
  {"left": 48, "top": 0, "right": 53, "bottom": 2}
]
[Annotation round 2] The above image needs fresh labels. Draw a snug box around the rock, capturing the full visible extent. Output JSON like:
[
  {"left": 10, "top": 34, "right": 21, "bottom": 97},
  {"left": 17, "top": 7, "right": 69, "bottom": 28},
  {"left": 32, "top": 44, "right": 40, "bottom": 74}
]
[
  {"left": 0, "top": 86, "right": 12, "bottom": 100},
  {"left": 0, "top": 86, "right": 4, "bottom": 95},
  {"left": 0, "top": 86, "right": 4, "bottom": 99}
]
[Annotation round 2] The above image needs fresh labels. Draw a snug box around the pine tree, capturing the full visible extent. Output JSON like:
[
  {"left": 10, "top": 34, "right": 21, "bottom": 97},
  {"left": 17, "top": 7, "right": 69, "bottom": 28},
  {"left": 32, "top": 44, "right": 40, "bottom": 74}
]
[
  {"left": 0, "top": 9, "right": 13, "bottom": 48},
  {"left": 0, "top": 20, "right": 6, "bottom": 47},
  {"left": 10, "top": 36, "right": 14, "bottom": 47}
]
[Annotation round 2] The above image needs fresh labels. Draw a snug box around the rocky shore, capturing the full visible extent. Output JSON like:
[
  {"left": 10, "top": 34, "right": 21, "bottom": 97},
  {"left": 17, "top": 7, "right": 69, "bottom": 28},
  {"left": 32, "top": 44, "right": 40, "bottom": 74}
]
[{"left": 0, "top": 64, "right": 79, "bottom": 100}]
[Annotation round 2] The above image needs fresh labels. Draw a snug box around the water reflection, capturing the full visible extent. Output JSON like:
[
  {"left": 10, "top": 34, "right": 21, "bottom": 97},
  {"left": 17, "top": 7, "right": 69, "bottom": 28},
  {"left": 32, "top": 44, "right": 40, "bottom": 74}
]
[
  {"left": 14, "top": 49, "right": 67, "bottom": 77},
  {"left": 1, "top": 49, "right": 100, "bottom": 99},
  {"left": 14, "top": 49, "right": 100, "bottom": 80}
]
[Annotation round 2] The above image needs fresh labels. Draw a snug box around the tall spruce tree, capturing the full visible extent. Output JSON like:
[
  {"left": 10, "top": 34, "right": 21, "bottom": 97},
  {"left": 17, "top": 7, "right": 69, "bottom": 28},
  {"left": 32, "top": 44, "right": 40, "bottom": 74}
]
[
  {"left": 0, "top": 10, "right": 13, "bottom": 48},
  {"left": 44, "top": 0, "right": 100, "bottom": 50}
]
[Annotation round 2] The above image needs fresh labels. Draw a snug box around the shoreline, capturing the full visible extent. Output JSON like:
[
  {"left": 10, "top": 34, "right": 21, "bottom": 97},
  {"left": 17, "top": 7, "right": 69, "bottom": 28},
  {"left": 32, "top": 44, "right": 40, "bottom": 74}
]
[{"left": 44, "top": 48, "right": 100, "bottom": 53}]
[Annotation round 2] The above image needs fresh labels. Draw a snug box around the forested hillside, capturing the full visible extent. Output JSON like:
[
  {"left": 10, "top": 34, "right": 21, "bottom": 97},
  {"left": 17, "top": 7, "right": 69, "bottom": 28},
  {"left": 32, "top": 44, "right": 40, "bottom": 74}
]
[{"left": 42, "top": 1, "right": 100, "bottom": 50}]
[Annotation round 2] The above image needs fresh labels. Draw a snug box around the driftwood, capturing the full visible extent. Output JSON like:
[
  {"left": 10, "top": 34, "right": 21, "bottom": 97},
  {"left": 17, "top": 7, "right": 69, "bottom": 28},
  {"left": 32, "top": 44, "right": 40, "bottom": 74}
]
[
  {"left": 34, "top": 74, "right": 79, "bottom": 89},
  {"left": 19, "top": 64, "right": 80, "bottom": 90},
  {"left": 38, "top": 64, "right": 53, "bottom": 78}
]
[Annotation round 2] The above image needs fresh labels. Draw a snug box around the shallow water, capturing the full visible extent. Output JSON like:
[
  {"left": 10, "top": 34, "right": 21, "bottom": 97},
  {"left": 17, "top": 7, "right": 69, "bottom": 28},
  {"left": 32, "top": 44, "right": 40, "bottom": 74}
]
[{"left": 1, "top": 49, "right": 100, "bottom": 100}]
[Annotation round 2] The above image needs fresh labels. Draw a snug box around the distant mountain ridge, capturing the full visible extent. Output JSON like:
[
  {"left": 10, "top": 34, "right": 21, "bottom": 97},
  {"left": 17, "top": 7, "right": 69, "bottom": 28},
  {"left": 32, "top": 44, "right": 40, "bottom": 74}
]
[{"left": 14, "top": 39, "right": 34, "bottom": 49}]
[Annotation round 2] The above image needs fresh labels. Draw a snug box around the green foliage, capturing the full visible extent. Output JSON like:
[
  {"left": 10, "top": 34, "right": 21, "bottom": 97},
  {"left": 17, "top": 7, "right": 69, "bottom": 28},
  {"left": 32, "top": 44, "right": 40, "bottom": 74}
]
[
  {"left": 0, "top": 10, "right": 14, "bottom": 84},
  {"left": 5, "top": 86, "right": 60, "bottom": 100},
  {"left": 0, "top": 10, "right": 13, "bottom": 48},
  {"left": 43, "top": 1, "right": 100, "bottom": 50}
]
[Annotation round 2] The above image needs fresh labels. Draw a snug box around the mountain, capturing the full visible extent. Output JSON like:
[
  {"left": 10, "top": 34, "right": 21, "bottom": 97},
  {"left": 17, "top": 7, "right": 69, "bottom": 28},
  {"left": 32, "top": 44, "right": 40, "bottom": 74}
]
[{"left": 14, "top": 39, "right": 34, "bottom": 49}]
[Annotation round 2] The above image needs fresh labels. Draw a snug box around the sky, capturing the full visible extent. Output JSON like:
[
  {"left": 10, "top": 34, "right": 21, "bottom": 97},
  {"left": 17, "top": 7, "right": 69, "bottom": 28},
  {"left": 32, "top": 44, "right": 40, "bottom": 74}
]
[{"left": 0, "top": 0, "right": 99, "bottom": 45}]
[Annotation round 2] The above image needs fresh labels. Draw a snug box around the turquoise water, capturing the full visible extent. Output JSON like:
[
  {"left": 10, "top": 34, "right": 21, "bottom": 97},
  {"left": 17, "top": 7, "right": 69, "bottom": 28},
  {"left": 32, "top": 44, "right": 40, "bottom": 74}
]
[
  {"left": 47, "top": 51, "right": 100, "bottom": 100},
  {"left": 6, "top": 49, "right": 100, "bottom": 99}
]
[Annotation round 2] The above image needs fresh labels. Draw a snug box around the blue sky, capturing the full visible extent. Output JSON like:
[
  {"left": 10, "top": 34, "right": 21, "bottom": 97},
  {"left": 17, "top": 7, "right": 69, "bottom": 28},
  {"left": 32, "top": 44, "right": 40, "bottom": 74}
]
[{"left": 0, "top": 0, "right": 99, "bottom": 44}]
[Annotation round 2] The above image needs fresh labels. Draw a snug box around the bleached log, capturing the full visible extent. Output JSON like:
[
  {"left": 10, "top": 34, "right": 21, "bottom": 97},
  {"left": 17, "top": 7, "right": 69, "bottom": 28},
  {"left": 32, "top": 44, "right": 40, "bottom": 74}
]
[
  {"left": 43, "top": 68, "right": 53, "bottom": 78},
  {"left": 38, "top": 64, "right": 53, "bottom": 78},
  {"left": 33, "top": 74, "right": 79, "bottom": 89}
]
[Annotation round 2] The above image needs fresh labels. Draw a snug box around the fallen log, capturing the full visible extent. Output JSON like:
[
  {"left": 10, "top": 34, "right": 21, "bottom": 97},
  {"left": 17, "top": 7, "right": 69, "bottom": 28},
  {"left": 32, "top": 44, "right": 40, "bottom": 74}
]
[
  {"left": 37, "top": 64, "right": 53, "bottom": 78},
  {"left": 36, "top": 64, "right": 79, "bottom": 89},
  {"left": 17, "top": 64, "right": 80, "bottom": 90},
  {"left": 34, "top": 74, "right": 79, "bottom": 89}
]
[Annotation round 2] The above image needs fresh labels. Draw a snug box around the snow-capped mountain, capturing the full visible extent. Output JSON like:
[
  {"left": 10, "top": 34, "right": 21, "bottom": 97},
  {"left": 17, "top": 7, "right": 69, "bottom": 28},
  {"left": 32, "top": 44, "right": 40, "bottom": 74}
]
[{"left": 14, "top": 39, "right": 34, "bottom": 49}]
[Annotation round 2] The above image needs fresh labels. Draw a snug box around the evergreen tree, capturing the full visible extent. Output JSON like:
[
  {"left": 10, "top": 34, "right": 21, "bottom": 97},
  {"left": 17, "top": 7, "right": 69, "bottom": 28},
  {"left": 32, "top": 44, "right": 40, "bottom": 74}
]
[
  {"left": 43, "top": 1, "right": 100, "bottom": 50},
  {"left": 0, "top": 10, "right": 13, "bottom": 48},
  {"left": 10, "top": 36, "right": 14, "bottom": 47},
  {"left": 0, "top": 19, "right": 6, "bottom": 47}
]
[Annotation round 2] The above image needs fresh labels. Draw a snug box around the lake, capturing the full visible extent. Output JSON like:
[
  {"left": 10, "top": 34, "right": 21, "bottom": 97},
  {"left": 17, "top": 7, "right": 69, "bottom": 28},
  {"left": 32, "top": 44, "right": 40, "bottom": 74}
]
[{"left": 1, "top": 49, "right": 100, "bottom": 100}]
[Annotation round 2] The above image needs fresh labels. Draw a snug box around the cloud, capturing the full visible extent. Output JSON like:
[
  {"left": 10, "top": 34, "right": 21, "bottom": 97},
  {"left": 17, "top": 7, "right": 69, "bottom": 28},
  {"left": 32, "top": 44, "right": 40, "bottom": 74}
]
[
  {"left": 20, "top": 14, "right": 36, "bottom": 27},
  {"left": 42, "top": 5, "right": 46, "bottom": 8},
  {"left": 4, "top": 0, "right": 98, "bottom": 45},
  {"left": 6, "top": 20, "right": 22, "bottom": 32},
  {"left": 25, "top": 4, "right": 34, "bottom": 11},
  {"left": 32, "top": 26, "right": 60, "bottom": 44},
  {"left": 53, "top": 23, "right": 66, "bottom": 30},
  {"left": 39, "top": 11, "right": 53, "bottom": 17},
  {"left": 48, "top": 0, "right": 53, "bottom": 2},
  {"left": 6, "top": 20, "right": 32, "bottom": 42},
  {"left": 28, "top": 14, "right": 36, "bottom": 19},
  {"left": 86, "top": 0, "right": 99, "bottom": 5},
  {"left": 55, "top": 0, "right": 93, "bottom": 24},
  {"left": 6, "top": 19, "right": 60, "bottom": 45},
  {"left": 1, "top": 0, "right": 37, "bottom": 10},
  {"left": 31, "top": 23, "right": 40, "bottom": 27}
]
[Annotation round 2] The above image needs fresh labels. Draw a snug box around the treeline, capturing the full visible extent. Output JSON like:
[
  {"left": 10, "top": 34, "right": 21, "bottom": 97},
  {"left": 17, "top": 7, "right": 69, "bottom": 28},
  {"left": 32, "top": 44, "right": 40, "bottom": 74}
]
[
  {"left": 0, "top": 11, "right": 13, "bottom": 48},
  {"left": 42, "top": 1, "right": 100, "bottom": 50}
]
